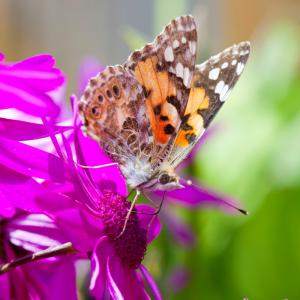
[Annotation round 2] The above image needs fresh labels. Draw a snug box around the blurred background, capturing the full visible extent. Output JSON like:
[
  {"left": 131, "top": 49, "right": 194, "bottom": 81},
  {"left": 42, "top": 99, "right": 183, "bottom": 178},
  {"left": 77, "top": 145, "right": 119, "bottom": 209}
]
[{"left": 1, "top": 0, "right": 300, "bottom": 299}]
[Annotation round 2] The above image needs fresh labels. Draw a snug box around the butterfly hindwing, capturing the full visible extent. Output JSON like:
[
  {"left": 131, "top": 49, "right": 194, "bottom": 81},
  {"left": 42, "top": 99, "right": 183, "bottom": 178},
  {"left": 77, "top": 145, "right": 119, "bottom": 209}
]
[{"left": 169, "top": 41, "right": 251, "bottom": 167}]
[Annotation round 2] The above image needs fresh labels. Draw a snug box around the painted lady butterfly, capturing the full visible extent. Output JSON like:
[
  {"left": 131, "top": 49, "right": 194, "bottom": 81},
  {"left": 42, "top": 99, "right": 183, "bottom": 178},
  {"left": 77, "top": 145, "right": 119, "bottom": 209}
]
[{"left": 79, "top": 15, "right": 250, "bottom": 193}]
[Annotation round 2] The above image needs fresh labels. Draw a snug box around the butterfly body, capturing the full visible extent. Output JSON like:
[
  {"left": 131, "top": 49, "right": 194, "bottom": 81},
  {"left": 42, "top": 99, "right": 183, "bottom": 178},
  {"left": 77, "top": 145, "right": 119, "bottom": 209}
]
[{"left": 79, "top": 15, "right": 250, "bottom": 192}]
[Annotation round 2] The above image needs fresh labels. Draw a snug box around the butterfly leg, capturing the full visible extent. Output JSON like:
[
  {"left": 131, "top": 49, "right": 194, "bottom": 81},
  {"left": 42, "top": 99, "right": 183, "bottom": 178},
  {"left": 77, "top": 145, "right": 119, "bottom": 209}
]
[
  {"left": 116, "top": 189, "right": 141, "bottom": 239},
  {"left": 132, "top": 191, "right": 166, "bottom": 216}
]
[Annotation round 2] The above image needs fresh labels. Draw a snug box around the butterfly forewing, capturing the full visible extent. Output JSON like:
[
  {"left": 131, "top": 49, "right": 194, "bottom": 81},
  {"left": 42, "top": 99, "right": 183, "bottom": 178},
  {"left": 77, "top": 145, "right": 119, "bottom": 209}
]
[
  {"left": 169, "top": 41, "right": 251, "bottom": 167},
  {"left": 124, "top": 15, "right": 197, "bottom": 169}
]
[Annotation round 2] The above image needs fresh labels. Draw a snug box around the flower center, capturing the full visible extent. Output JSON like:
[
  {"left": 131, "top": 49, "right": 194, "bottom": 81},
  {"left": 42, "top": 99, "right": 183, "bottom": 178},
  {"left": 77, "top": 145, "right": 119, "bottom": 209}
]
[{"left": 99, "top": 188, "right": 147, "bottom": 269}]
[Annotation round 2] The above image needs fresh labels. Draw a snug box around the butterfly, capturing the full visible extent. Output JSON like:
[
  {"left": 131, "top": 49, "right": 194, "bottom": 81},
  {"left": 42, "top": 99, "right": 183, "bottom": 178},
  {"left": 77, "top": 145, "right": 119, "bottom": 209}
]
[{"left": 78, "top": 15, "right": 250, "bottom": 194}]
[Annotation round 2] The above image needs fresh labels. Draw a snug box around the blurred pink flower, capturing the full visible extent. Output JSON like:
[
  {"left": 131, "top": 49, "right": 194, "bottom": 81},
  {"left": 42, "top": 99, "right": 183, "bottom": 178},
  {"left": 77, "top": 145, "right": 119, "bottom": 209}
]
[{"left": 0, "top": 53, "right": 64, "bottom": 117}]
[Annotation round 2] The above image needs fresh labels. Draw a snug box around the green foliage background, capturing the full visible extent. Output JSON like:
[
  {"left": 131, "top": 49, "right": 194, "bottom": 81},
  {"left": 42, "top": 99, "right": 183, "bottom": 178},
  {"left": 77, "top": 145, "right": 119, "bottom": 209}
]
[{"left": 125, "top": 1, "right": 300, "bottom": 299}]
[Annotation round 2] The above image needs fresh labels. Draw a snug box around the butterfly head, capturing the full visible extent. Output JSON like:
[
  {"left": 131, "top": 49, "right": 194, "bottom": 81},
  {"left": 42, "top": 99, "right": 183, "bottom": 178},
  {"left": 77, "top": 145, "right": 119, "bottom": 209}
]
[
  {"left": 156, "top": 171, "right": 183, "bottom": 191},
  {"left": 139, "top": 169, "right": 183, "bottom": 192}
]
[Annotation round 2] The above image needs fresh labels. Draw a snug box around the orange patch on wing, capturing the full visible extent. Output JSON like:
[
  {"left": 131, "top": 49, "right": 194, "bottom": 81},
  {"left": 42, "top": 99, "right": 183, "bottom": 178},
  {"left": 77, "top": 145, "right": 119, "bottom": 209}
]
[
  {"left": 175, "top": 114, "right": 204, "bottom": 147},
  {"left": 134, "top": 56, "right": 180, "bottom": 145},
  {"left": 135, "top": 58, "right": 162, "bottom": 106},
  {"left": 174, "top": 130, "right": 189, "bottom": 147},
  {"left": 184, "top": 87, "right": 208, "bottom": 115}
]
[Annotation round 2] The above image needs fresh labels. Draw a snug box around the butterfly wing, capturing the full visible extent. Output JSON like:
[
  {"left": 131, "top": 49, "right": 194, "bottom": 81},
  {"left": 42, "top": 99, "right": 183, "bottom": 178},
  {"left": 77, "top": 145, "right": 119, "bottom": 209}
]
[
  {"left": 168, "top": 41, "right": 251, "bottom": 167},
  {"left": 124, "top": 15, "right": 197, "bottom": 169},
  {"left": 79, "top": 15, "right": 198, "bottom": 187}
]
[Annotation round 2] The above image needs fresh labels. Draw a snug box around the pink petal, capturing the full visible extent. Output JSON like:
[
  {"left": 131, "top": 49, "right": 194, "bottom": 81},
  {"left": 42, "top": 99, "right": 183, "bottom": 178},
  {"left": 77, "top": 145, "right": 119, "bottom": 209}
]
[
  {"left": 106, "top": 256, "right": 124, "bottom": 300},
  {"left": 7, "top": 213, "right": 66, "bottom": 252},
  {"left": 45, "top": 259, "right": 77, "bottom": 300},
  {"left": 163, "top": 210, "right": 195, "bottom": 247},
  {"left": 12, "top": 54, "right": 56, "bottom": 70},
  {"left": 90, "top": 237, "right": 111, "bottom": 298},
  {"left": 0, "top": 136, "right": 65, "bottom": 181},
  {"left": 107, "top": 255, "right": 150, "bottom": 300},
  {"left": 54, "top": 208, "right": 103, "bottom": 253},
  {"left": 0, "top": 118, "right": 72, "bottom": 140},
  {"left": 3, "top": 54, "right": 65, "bottom": 91},
  {"left": 139, "top": 265, "right": 162, "bottom": 300},
  {"left": 0, "top": 81, "right": 60, "bottom": 117},
  {"left": 0, "top": 165, "right": 45, "bottom": 214},
  {"left": 135, "top": 204, "right": 161, "bottom": 243}
]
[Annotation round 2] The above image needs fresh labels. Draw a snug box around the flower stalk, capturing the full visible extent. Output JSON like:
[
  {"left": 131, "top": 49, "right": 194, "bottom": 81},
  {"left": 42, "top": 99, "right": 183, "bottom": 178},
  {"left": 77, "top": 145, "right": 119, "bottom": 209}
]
[{"left": 0, "top": 242, "right": 75, "bottom": 275}]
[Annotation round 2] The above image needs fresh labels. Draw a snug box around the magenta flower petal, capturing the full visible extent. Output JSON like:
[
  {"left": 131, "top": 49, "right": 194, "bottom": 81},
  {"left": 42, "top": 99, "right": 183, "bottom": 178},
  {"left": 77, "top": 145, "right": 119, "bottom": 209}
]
[
  {"left": 106, "top": 256, "right": 124, "bottom": 300},
  {"left": 140, "top": 265, "right": 162, "bottom": 300},
  {"left": 35, "top": 190, "right": 75, "bottom": 215},
  {"left": 0, "top": 165, "right": 45, "bottom": 215},
  {"left": 0, "top": 118, "right": 72, "bottom": 140},
  {"left": 163, "top": 210, "right": 195, "bottom": 247},
  {"left": 43, "top": 260, "right": 78, "bottom": 300},
  {"left": 107, "top": 254, "right": 151, "bottom": 300},
  {"left": 0, "top": 54, "right": 64, "bottom": 117},
  {"left": 2, "top": 54, "right": 64, "bottom": 91},
  {"left": 0, "top": 136, "right": 65, "bottom": 181},
  {"left": 0, "top": 81, "right": 60, "bottom": 117},
  {"left": 167, "top": 266, "right": 190, "bottom": 293},
  {"left": 90, "top": 236, "right": 111, "bottom": 298},
  {"left": 136, "top": 204, "right": 161, "bottom": 243},
  {"left": 1, "top": 211, "right": 78, "bottom": 299},
  {"left": 54, "top": 208, "right": 103, "bottom": 253},
  {"left": 7, "top": 213, "right": 67, "bottom": 252},
  {"left": 0, "top": 53, "right": 4, "bottom": 61}
]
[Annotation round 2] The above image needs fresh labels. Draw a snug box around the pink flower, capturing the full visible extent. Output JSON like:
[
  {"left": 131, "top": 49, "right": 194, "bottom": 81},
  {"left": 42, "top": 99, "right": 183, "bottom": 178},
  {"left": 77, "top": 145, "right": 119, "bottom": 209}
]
[
  {"left": 0, "top": 211, "right": 77, "bottom": 300},
  {"left": 0, "top": 53, "right": 64, "bottom": 117}
]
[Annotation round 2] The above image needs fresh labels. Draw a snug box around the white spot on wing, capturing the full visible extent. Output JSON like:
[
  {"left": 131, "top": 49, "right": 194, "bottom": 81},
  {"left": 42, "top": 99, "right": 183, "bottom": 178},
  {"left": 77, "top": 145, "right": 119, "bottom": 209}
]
[
  {"left": 215, "top": 80, "right": 224, "bottom": 95},
  {"left": 209, "top": 68, "right": 220, "bottom": 80},
  {"left": 220, "top": 84, "right": 229, "bottom": 101},
  {"left": 189, "top": 41, "right": 196, "bottom": 55},
  {"left": 181, "top": 36, "right": 187, "bottom": 44},
  {"left": 173, "top": 40, "right": 180, "bottom": 48},
  {"left": 231, "top": 59, "right": 237, "bottom": 66},
  {"left": 183, "top": 67, "right": 190, "bottom": 87},
  {"left": 175, "top": 62, "right": 184, "bottom": 79},
  {"left": 236, "top": 62, "right": 245, "bottom": 75},
  {"left": 164, "top": 46, "right": 174, "bottom": 62},
  {"left": 221, "top": 88, "right": 231, "bottom": 102},
  {"left": 221, "top": 62, "right": 229, "bottom": 69}
]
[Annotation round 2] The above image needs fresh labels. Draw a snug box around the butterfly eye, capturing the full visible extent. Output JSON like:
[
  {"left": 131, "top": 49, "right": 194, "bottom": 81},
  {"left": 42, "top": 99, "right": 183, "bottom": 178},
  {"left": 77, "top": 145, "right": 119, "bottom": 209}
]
[
  {"left": 159, "top": 173, "right": 170, "bottom": 185},
  {"left": 112, "top": 84, "right": 121, "bottom": 98}
]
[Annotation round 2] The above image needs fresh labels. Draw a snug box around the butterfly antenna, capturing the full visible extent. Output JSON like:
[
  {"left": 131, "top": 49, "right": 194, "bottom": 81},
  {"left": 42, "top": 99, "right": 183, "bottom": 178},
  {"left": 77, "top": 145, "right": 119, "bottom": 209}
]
[
  {"left": 75, "top": 161, "right": 118, "bottom": 169},
  {"left": 153, "top": 191, "right": 166, "bottom": 215},
  {"left": 182, "top": 178, "right": 248, "bottom": 215},
  {"left": 115, "top": 189, "right": 141, "bottom": 239}
]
